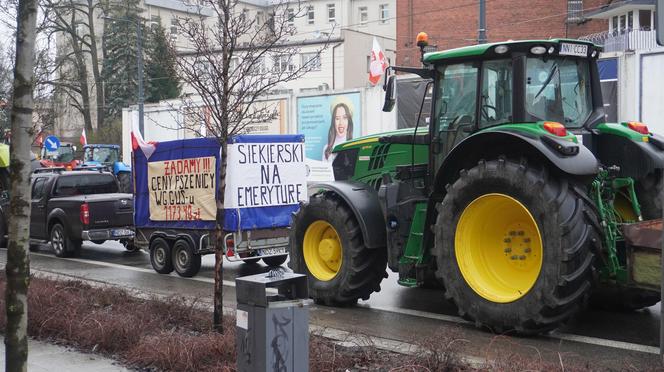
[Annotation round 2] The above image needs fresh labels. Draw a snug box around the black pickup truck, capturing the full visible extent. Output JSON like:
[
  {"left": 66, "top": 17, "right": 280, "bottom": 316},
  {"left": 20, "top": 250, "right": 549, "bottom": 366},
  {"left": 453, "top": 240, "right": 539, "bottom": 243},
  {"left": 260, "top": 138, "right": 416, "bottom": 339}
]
[{"left": 0, "top": 170, "right": 134, "bottom": 257}]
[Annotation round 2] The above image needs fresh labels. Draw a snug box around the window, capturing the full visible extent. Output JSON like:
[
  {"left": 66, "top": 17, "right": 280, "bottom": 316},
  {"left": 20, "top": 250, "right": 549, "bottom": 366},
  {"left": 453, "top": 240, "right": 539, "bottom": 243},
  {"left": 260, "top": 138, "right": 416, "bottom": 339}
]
[
  {"left": 435, "top": 63, "right": 479, "bottom": 135},
  {"left": 274, "top": 55, "right": 294, "bottom": 73},
  {"left": 525, "top": 57, "right": 592, "bottom": 129},
  {"left": 287, "top": 8, "right": 295, "bottom": 26},
  {"left": 150, "top": 15, "right": 160, "bottom": 31},
  {"left": 327, "top": 4, "right": 335, "bottom": 23},
  {"left": 566, "top": 0, "right": 583, "bottom": 23},
  {"left": 256, "top": 11, "right": 264, "bottom": 26},
  {"left": 54, "top": 175, "right": 119, "bottom": 196},
  {"left": 170, "top": 17, "right": 178, "bottom": 41},
  {"left": 479, "top": 59, "right": 513, "bottom": 128},
  {"left": 230, "top": 57, "right": 238, "bottom": 72},
  {"left": 619, "top": 14, "right": 626, "bottom": 33},
  {"left": 301, "top": 52, "right": 321, "bottom": 71},
  {"left": 31, "top": 178, "right": 47, "bottom": 201},
  {"left": 359, "top": 6, "right": 368, "bottom": 25},
  {"left": 612, "top": 15, "right": 619, "bottom": 34},
  {"left": 639, "top": 10, "right": 652, "bottom": 30},
  {"left": 250, "top": 57, "right": 266, "bottom": 75},
  {"left": 627, "top": 11, "right": 633, "bottom": 31},
  {"left": 307, "top": 6, "right": 314, "bottom": 24},
  {"left": 379, "top": 4, "right": 389, "bottom": 23}
]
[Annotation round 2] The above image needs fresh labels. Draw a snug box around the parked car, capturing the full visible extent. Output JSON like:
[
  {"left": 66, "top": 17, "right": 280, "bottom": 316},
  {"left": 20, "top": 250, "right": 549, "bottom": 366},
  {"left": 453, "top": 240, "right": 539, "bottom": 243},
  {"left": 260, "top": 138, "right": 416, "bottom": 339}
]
[{"left": 0, "top": 169, "right": 135, "bottom": 256}]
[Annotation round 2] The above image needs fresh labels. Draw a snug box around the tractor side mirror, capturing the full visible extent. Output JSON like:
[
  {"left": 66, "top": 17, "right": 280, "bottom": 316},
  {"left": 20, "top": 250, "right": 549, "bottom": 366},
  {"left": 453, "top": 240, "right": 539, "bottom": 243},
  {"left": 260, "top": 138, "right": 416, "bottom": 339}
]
[
  {"left": 382, "top": 75, "right": 397, "bottom": 112},
  {"left": 657, "top": 0, "right": 663, "bottom": 46}
]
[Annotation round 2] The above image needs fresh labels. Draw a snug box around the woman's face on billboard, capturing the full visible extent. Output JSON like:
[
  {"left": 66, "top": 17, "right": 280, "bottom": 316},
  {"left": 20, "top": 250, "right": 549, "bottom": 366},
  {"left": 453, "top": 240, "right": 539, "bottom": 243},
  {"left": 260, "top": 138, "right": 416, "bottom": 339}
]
[{"left": 334, "top": 105, "right": 349, "bottom": 137}]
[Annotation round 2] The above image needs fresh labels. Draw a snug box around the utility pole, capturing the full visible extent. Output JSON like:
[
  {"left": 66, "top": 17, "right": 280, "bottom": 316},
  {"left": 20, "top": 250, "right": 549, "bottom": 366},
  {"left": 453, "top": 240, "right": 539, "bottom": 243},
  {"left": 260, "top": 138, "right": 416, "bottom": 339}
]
[
  {"left": 136, "top": 21, "right": 144, "bottom": 137},
  {"left": 478, "top": 0, "right": 487, "bottom": 44}
]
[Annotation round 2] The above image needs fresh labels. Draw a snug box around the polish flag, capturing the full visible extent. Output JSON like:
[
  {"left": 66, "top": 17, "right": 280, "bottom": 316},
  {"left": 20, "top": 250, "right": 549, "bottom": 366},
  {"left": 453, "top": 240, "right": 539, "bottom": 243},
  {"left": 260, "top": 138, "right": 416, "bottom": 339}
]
[
  {"left": 131, "top": 121, "right": 157, "bottom": 159},
  {"left": 80, "top": 128, "right": 87, "bottom": 146},
  {"left": 368, "top": 37, "right": 389, "bottom": 86}
]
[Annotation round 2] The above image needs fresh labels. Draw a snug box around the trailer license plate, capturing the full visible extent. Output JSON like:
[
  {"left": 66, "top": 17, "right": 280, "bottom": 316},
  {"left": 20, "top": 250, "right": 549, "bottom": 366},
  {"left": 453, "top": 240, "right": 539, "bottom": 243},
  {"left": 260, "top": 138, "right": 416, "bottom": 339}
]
[
  {"left": 559, "top": 43, "right": 588, "bottom": 57},
  {"left": 260, "top": 247, "right": 286, "bottom": 256}
]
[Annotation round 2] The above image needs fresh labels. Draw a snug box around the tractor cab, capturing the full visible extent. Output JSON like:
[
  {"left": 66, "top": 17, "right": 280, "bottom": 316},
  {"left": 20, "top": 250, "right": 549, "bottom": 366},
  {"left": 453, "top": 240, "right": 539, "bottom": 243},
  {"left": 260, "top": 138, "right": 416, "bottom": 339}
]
[
  {"left": 82, "top": 144, "right": 120, "bottom": 168},
  {"left": 40, "top": 143, "right": 78, "bottom": 170}
]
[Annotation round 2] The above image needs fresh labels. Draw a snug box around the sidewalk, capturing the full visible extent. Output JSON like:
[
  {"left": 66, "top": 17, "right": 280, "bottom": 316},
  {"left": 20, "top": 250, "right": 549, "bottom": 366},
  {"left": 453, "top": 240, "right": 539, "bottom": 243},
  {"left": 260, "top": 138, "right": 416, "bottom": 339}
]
[{"left": 0, "top": 336, "right": 129, "bottom": 372}]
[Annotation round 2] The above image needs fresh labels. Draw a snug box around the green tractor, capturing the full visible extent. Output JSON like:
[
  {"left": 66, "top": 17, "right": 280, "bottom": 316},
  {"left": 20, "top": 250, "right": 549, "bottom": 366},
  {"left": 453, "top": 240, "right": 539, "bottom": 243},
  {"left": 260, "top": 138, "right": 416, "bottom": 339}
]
[{"left": 288, "top": 36, "right": 664, "bottom": 334}]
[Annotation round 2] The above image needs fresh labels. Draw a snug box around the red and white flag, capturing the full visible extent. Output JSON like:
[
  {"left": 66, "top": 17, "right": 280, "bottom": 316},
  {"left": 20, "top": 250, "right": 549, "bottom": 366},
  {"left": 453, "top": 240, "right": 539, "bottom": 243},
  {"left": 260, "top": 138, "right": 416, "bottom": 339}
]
[
  {"left": 131, "top": 121, "right": 157, "bottom": 159},
  {"left": 368, "top": 37, "right": 389, "bottom": 86},
  {"left": 80, "top": 128, "right": 87, "bottom": 146}
]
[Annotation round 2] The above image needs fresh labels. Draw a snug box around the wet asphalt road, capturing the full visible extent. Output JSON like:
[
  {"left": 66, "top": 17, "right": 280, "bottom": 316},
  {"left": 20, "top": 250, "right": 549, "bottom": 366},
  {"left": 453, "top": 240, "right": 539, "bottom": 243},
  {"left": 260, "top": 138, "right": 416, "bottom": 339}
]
[{"left": 1, "top": 241, "right": 662, "bottom": 369}]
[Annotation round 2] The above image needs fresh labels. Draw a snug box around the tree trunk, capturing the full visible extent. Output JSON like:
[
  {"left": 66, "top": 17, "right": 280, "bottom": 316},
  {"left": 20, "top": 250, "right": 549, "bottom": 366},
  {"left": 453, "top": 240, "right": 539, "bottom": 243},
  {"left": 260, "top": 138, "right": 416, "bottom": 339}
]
[
  {"left": 5, "top": 0, "right": 37, "bottom": 368},
  {"left": 213, "top": 140, "right": 228, "bottom": 332},
  {"left": 69, "top": 12, "right": 93, "bottom": 133},
  {"left": 87, "top": 0, "right": 104, "bottom": 131}
]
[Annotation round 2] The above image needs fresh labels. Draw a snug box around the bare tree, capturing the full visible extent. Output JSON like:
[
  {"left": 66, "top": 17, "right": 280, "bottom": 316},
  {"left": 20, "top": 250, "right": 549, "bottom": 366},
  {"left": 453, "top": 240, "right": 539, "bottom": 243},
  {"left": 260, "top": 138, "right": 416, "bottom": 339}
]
[
  {"left": 4, "top": 0, "right": 38, "bottom": 369},
  {"left": 40, "top": 0, "right": 106, "bottom": 133},
  {"left": 176, "top": 0, "right": 327, "bottom": 332}
]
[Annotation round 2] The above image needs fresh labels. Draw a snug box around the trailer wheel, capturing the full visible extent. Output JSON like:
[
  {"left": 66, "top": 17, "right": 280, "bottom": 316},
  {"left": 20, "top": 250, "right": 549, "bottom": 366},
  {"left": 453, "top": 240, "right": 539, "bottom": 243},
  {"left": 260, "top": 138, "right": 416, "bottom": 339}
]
[
  {"left": 50, "top": 223, "right": 81, "bottom": 258},
  {"left": 172, "top": 239, "right": 201, "bottom": 277},
  {"left": 150, "top": 237, "right": 173, "bottom": 274},
  {"left": 262, "top": 254, "right": 288, "bottom": 267},
  {"left": 289, "top": 191, "right": 387, "bottom": 305},
  {"left": 435, "top": 158, "right": 597, "bottom": 334},
  {"left": 242, "top": 257, "right": 260, "bottom": 264},
  {"left": 117, "top": 172, "right": 132, "bottom": 194}
]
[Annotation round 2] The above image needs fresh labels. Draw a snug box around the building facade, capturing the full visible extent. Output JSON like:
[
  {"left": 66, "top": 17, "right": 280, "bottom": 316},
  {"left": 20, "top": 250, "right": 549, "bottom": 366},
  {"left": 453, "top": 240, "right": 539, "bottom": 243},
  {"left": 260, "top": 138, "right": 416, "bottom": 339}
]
[{"left": 396, "top": 0, "right": 611, "bottom": 66}]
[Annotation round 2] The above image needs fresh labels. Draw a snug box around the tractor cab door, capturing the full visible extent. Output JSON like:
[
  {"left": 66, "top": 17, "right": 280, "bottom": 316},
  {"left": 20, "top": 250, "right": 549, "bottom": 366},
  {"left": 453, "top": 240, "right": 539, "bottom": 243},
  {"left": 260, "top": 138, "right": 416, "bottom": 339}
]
[{"left": 432, "top": 62, "right": 479, "bottom": 170}]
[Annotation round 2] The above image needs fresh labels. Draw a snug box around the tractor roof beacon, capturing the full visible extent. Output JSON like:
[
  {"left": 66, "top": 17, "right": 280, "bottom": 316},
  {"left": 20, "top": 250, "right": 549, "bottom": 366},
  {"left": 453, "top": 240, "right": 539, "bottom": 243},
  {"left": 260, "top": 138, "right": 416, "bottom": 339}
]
[{"left": 288, "top": 35, "right": 664, "bottom": 335}]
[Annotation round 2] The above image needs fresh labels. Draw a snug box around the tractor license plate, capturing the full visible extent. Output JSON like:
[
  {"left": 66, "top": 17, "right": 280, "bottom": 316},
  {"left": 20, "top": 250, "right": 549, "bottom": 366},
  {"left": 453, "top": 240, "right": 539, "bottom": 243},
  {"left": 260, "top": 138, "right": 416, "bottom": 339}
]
[
  {"left": 259, "top": 247, "right": 286, "bottom": 256},
  {"left": 559, "top": 43, "right": 588, "bottom": 57}
]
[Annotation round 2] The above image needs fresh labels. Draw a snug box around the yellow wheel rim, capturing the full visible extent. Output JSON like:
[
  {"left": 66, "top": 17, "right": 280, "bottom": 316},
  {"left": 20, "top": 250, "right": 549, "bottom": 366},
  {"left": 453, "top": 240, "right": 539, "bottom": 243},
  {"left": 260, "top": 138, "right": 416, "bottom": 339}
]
[
  {"left": 614, "top": 192, "right": 638, "bottom": 223},
  {"left": 303, "top": 220, "right": 343, "bottom": 281},
  {"left": 455, "top": 193, "right": 543, "bottom": 303}
]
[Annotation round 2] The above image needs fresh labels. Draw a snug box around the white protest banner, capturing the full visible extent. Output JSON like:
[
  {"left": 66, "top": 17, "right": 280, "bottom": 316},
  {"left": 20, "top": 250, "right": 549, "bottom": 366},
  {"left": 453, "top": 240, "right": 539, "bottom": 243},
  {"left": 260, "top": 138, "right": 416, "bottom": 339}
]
[
  {"left": 148, "top": 156, "right": 217, "bottom": 221},
  {"left": 224, "top": 141, "right": 307, "bottom": 209}
]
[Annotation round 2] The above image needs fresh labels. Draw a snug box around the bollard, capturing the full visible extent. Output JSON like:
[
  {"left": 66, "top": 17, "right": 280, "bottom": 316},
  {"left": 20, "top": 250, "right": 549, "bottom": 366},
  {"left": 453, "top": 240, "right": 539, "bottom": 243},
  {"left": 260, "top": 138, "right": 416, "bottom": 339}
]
[{"left": 235, "top": 270, "right": 309, "bottom": 372}]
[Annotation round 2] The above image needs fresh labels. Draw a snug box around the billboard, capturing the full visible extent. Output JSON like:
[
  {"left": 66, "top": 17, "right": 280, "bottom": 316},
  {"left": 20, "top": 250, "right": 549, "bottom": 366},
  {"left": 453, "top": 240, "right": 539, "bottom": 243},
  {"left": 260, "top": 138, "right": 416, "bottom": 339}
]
[{"left": 297, "top": 92, "right": 361, "bottom": 162}]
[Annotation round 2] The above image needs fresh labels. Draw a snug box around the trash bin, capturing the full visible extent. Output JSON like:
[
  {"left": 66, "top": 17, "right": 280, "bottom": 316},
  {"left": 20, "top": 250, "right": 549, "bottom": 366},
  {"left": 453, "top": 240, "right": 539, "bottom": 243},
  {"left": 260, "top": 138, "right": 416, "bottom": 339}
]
[{"left": 236, "top": 270, "right": 309, "bottom": 372}]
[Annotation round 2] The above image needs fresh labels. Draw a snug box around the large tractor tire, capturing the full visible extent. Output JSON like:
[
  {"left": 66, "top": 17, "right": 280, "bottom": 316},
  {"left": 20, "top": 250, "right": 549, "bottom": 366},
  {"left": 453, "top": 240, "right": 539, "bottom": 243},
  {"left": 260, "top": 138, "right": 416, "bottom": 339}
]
[
  {"left": 289, "top": 191, "right": 387, "bottom": 306},
  {"left": 117, "top": 172, "right": 132, "bottom": 194},
  {"left": 435, "top": 158, "right": 597, "bottom": 334}
]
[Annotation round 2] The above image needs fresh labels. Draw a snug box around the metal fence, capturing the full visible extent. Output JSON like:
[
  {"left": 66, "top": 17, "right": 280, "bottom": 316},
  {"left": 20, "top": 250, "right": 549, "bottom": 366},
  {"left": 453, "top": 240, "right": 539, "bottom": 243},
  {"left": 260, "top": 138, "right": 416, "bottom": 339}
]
[{"left": 581, "top": 28, "right": 661, "bottom": 52}]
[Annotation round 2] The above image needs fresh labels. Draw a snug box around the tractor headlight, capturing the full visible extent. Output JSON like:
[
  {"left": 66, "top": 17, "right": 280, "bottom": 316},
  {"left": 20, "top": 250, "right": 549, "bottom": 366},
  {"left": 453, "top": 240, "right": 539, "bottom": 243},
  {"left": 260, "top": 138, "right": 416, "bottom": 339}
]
[
  {"left": 494, "top": 45, "right": 509, "bottom": 54},
  {"left": 530, "top": 46, "right": 547, "bottom": 55}
]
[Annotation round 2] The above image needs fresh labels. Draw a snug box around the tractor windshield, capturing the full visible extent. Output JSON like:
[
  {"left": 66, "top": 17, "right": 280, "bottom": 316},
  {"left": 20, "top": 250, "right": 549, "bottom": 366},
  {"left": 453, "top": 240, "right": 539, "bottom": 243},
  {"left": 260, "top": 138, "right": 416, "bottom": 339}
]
[
  {"left": 525, "top": 57, "right": 592, "bottom": 128},
  {"left": 84, "top": 147, "right": 119, "bottom": 164},
  {"left": 42, "top": 146, "right": 75, "bottom": 163}
]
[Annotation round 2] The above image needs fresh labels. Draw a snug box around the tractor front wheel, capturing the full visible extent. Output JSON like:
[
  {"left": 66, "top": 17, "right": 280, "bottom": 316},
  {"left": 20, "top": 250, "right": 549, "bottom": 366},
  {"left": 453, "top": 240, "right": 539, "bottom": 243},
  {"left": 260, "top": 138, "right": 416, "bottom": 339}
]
[
  {"left": 117, "top": 172, "right": 132, "bottom": 194},
  {"left": 435, "top": 158, "right": 597, "bottom": 334},
  {"left": 289, "top": 192, "right": 387, "bottom": 306}
]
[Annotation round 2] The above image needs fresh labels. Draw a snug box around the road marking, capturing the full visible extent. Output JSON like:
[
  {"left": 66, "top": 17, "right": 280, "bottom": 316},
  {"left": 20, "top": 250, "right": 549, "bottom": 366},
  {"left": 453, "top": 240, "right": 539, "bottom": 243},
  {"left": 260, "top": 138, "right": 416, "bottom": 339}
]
[
  {"left": 26, "top": 252, "right": 661, "bottom": 355},
  {"left": 358, "top": 303, "right": 660, "bottom": 355}
]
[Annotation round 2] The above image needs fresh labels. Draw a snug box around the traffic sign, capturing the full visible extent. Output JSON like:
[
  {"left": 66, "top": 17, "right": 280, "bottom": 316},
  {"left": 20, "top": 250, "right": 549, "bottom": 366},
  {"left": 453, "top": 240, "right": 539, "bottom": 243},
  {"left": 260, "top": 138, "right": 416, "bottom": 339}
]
[{"left": 44, "top": 135, "right": 60, "bottom": 152}]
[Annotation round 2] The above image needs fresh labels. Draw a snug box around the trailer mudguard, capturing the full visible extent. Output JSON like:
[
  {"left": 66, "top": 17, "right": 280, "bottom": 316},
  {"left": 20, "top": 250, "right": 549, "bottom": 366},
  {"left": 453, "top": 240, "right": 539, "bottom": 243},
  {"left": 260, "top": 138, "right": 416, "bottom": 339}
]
[
  {"left": 309, "top": 180, "right": 387, "bottom": 249},
  {"left": 433, "top": 130, "right": 599, "bottom": 197},
  {"left": 593, "top": 131, "right": 664, "bottom": 179}
]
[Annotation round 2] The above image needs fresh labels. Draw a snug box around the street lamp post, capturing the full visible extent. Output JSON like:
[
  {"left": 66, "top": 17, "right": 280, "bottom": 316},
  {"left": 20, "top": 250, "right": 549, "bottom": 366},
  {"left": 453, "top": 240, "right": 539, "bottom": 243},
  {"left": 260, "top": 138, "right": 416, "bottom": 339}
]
[{"left": 103, "top": 15, "right": 145, "bottom": 137}]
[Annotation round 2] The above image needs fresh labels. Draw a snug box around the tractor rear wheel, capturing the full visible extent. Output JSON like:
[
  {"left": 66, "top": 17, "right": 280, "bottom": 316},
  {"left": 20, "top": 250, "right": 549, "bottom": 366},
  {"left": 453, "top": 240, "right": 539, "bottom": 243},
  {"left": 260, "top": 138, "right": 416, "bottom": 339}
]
[
  {"left": 435, "top": 158, "right": 597, "bottom": 334},
  {"left": 117, "top": 172, "right": 132, "bottom": 194},
  {"left": 289, "top": 192, "right": 387, "bottom": 306}
]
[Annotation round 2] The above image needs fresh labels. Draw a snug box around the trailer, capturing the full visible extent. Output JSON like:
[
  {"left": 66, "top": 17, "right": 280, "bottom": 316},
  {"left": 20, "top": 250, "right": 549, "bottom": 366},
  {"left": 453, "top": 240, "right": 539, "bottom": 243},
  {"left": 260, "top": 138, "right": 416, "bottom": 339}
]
[{"left": 133, "top": 135, "right": 307, "bottom": 277}]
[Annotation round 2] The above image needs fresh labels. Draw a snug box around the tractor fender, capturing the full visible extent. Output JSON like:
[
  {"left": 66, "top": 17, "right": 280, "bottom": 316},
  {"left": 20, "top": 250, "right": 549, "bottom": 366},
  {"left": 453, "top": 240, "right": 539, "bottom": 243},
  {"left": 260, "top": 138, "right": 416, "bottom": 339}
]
[
  {"left": 114, "top": 162, "right": 131, "bottom": 174},
  {"left": 308, "top": 180, "right": 386, "bottom": 249},
  {"left": 593, "top": 132, "right": 664, "bottom": 179},
  {"left": 432, "top": 130, "right": 599, "bottom": 200}
]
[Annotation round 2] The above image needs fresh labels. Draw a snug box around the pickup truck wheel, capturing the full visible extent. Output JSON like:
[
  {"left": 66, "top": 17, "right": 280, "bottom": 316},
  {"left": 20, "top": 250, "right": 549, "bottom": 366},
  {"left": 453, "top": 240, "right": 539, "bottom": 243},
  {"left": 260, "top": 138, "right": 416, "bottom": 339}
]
[
  {"left": 91, "top": 240, "right": 106, "bottom": 245},
  {"left": 50, "top": 223, "right": 81, "bottom": 258},
  {"left": 262, "top": 254, "right": 288, "bottom": 267},
  {"left": 172, "top": 239, "right": 201, "bottom": 277},
  {"left": 150, "top": 238, "right": 173, "bottom": 274}
]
